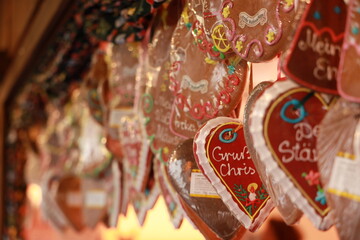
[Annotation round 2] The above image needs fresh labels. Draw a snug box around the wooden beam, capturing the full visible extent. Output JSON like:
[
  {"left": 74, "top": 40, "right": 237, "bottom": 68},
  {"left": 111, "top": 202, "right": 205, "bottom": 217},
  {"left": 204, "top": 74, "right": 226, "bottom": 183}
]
[{"left": 0, "top": 0, "right": 73, "bottom": 237}]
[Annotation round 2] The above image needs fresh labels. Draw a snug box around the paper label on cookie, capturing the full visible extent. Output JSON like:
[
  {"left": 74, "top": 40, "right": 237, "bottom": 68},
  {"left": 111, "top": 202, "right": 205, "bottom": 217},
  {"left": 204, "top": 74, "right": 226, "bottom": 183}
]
[
  {"left": 66, "top": 191, "right": 82, "bottom": 207},
  {"left": 238, "top": 8, "right": 268, "bottom": 28},
  {"left": 85, "top": 190, "right": 107, "bottom": 208},
  {"left": 190, "top": 170, "right": 220, "bottom": 198},
  {"left": 327, "top": 153, "right": 360, "bottom": 201}
]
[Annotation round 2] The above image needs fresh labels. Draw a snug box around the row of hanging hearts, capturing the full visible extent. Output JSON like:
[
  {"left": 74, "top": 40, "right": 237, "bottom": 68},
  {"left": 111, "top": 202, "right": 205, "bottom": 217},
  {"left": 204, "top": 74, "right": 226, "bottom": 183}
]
[{"left": 34, "top": 0, "right": 360, "bottom": 239}]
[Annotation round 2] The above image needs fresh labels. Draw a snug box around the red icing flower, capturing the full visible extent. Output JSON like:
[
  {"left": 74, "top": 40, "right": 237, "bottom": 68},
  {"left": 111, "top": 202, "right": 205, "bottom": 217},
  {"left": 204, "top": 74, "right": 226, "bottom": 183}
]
[{"left": 304, "top": 170, "right": 320, "bottom": 186}]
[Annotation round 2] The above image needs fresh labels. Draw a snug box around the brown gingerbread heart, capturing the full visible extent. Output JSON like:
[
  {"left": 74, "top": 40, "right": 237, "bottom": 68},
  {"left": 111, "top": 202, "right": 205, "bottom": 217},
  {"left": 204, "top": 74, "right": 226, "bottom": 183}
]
[
  {"left": 169, "top": 7, "right": 247, "bottom": 123},
  {"left": 168, "top": 138, "right": 246, "bottom": 239},
  {"left": 142, "top": 2, "right": 185, "bottom": 163},
  {"left": 105, "top": 43, "right": 138, "bottom": 160},
  {"left": 317, "top": 98, "right": 360, "bottom": 240}
]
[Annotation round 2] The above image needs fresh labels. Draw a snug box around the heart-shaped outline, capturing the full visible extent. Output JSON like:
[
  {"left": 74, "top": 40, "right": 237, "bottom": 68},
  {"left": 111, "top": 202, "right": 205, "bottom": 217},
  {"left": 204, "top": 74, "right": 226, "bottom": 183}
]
[
  {"left": 249, "top": 79, "right": 334, "bottom": 230},
  {"left": 194, "top": 116, "right": 274, "bottom": 230}
]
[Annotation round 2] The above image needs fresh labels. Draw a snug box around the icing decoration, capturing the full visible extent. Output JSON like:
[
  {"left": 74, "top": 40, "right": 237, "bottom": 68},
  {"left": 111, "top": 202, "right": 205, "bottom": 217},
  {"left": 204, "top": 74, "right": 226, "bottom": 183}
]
[
  {"left": 243, "top": 81, "right": 303, "bottom": 225},
  {"left": 168, "top": 139, "right": 246, "bottom": 239},
  {"left": 170, "top": 7, "right": 247, "bottom": 122},
  {"left": 338, "top": 0, "right": 360, "bottom": 102},
  {"left": 194, "top": 117, "right": 274, "bottom": 231},
  {"left": 283, "top": 0, "right": 347, "bottom": 95},
  {"left": 203, "top": 0, "right": 296, "bottom": 62},
  {"left": 248, "top": 78, "right": 334, "bottom": 230}
]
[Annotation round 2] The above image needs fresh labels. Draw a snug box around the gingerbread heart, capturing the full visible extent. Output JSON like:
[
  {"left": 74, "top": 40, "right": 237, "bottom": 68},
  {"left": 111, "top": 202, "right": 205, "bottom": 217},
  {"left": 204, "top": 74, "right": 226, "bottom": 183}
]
[
  {"left": 317, "top": 98, "right": 360, "bottom": 240},
  {"left": 170, "top": 7, "right": 247, "bottom": 123},
  {"left": 141, "top": 2, "right": 185, "bottom": 163},
  {"left": 194, "top": 117, "right": 274, "bottom": 231},
  {"left": 105, "top": 43, "right": 138, "bottom": 160},
  {"left": 155, "top": 157, "right": 184, "bottom": 228},
  {"left": 283, "top": 0, "right": 347, "bottom": 94},
  {"left": 131, "top": 160, "right": 160, "bottom": 226},
  {"left": 168, "top": 138, "right": 246, "bottom": 239},
  {"left": 248, "top": 78, "right": 333, "bottom": 230},
  {"left": 202, "top": 0, "right": 297, "bottom": 62},
  {"left": 338, "top": 0, "right": 360, "bottom": 102},
  {"left": 41, "top": 170, "right": 71, "bottom": 231},
  {"left": 243, "top": 81, "right": 304, "bottom": 225},
  {"left": 119, "top": 114, "right": 152, "bottom": 192}
]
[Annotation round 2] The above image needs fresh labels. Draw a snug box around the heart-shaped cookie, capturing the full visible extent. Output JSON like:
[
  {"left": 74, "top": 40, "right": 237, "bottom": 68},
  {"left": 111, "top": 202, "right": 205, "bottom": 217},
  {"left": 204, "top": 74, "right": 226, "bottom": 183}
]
[
  {"left": 194, "top": 117, "right": 274, "bottom": 231},
  {"left": 317, "top": 98, "right": 360, "bottom": 240},
  {"left": 338, "top": 0, "right": 360, "bottom": 102},
  {"left": 248, "top": 78, "right": 333, "bottom": 230},
  {"left": 202, "top": 0, "right": 297, "bottom": 62},
  {"left": 105, "top": 43, "right": 138, "bottom": 160},
  {"left": 141, "top": 2, "right": 185, "bottom": 163},
  {"left": 41, "top": 170, "right": 71, "bottom": 231},
  {"left": 243, "top": 81, "right": 303, "bottom": 225},
  {"left": 154, "top": 157, "right": 185, "bottom": 228},
  {"left": 168, "top": 138, "right": 246, "bottom": 239},
  {"left": 131, "top": 160, "right": 161, "bottom": 226},
  {"left": 283, "top": 0, "right": 347, "bottom": 94},
  {"left": 48, "top": 169, "right": 118, "bottom": 231},
  {"left": 119, "top": 114, "right": 152, "bottom": 192},
  {"left": 169, "top": 6, "right": 247, "bottom": 123}
]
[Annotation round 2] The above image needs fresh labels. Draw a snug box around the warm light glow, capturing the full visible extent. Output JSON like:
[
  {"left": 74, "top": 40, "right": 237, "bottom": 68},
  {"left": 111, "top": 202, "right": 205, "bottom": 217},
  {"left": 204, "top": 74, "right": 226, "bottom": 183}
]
[
  {"left": 27, "top": 183, "right": 42, "bottom": 207},
  {"left": 117, "top": 196, "right": 204, "bottom": 240}
]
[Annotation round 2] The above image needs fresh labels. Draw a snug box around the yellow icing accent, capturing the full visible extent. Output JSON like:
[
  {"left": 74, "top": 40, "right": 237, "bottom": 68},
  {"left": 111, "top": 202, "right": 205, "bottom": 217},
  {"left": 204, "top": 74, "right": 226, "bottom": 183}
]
[
  {"left": 205, "top": 57, "right": 217, "bottom": 65},
  {"left": 160, "top": 84, "right": 167, "bottom": 92},
  {"left": 163, "top": 147, "right": 169, "bottom": 154},
  {"left": 285, "top": 0, "right": 294, "bottom": 7},
  {"left": 222, "top": 5, "right": 230, "bottom": 18},
  {"left": 211, "top": 24, "right": 231, "bottom": 52},
  {"left": 266, "top": 30, "right": 275, "bottom": 42},
  {"left": 235, "top": 40, "right": 243, "bottom": 52},
  {"left": 181, "top": 6, "right": 189, "bottom": 24},
  {"left": 127, "top": 8, "right": 136, "bottom": 16}
]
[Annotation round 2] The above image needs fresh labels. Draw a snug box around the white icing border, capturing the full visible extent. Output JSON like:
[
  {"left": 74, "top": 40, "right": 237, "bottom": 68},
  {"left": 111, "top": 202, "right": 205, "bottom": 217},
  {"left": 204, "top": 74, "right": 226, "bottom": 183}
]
[
  {"left": 248, "top": 79, "right": 334, "bottom": 230},
  {"left": 194, "top": 116, "right": 274, "bottom": 230}
]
